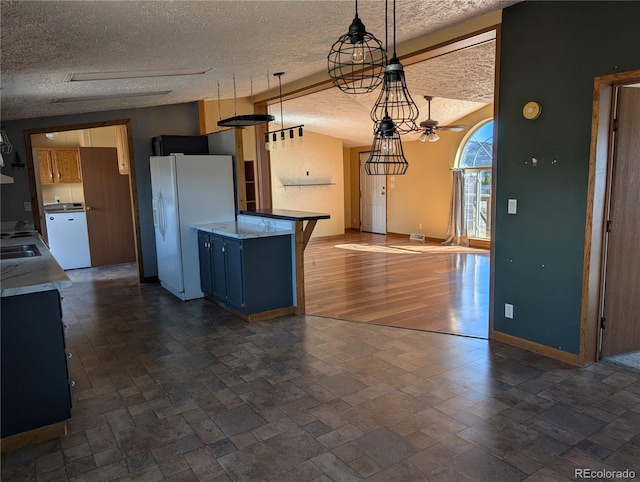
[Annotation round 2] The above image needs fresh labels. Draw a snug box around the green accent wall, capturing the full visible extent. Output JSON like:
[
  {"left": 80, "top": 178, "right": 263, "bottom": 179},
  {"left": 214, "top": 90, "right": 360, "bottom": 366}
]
[{"left": 494, "top": 2, "right": 640, "bottom": 353}]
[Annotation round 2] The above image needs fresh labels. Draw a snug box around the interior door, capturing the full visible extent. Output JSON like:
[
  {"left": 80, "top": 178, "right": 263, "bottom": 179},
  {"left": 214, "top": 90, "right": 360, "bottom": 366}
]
[
  {"left": 359, "top": 152, "right": 386, "bottom": 234},
  {"left": 79, "top": 147, "right": 136, "bottom": 267},
  {"left": 600, "top": 86, "right": 640, "bottom": 357}
]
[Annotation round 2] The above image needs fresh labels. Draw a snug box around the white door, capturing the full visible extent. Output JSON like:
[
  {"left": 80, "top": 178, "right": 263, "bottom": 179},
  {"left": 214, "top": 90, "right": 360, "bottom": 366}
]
[
  {"left": 150, "top": 156, "right": 183, "bottom": 294},
  {"left": 359, "top": 152, "right": 386, "bottom": 234}
]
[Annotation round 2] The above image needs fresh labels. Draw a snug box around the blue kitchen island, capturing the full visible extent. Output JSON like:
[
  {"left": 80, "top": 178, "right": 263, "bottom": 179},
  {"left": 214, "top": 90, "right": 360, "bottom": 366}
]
[{"left": 193, "top": 209, "right": 329, "bottom": 321}]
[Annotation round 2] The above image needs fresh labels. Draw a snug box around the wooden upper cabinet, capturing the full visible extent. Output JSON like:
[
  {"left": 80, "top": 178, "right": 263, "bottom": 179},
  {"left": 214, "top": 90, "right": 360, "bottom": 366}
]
[
  {"left": 54, "top": 149, "right": 82, "bottom": 182},
  {"left": 36, "top": 148, "right": 82, "bottom": 183},
  {"left": 38, "top": 149, "right": 55, "bottom": 184},
  {"left": 115, "top": 125, "right": 130, "bottom": 175}
]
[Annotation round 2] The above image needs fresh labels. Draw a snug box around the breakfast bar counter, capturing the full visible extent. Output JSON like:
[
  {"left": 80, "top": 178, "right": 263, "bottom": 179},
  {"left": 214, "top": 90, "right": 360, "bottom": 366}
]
[{"left": 239, "top": 209, "right": 330, "bottom": 315}]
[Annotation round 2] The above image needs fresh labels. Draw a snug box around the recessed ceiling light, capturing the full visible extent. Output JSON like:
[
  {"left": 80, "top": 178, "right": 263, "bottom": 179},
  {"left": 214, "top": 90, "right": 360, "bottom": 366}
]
[
  {"left": 53, "top": 91, "right": 171, "bottom": 103},
  {"left": 67, "top": 68, "right": 210, "bottom": 82}
]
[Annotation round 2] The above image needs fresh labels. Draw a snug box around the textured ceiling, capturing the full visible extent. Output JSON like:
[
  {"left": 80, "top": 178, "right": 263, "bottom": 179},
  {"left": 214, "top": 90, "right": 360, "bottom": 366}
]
[{"left": 1, "top": 0, "right": 514, "bottom": 146}]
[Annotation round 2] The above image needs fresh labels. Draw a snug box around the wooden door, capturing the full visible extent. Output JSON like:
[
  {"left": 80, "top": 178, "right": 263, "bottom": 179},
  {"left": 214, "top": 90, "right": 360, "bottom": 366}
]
[
  {"left": 54, "top": 149, "right": 82, "bottom": 183},
  {"left": 38, "top": 150, "right": 54, "bottom": 184},
  {"left": 601, "top": 86, "right": 640, "bottom": 357},
  {"left": 79, "top": 147, "right": 136, "bottom": 267}
]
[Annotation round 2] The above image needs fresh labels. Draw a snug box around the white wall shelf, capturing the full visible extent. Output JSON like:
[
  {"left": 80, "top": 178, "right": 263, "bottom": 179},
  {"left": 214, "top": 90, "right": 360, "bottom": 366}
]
[{"left": 282, "top": 183, "right": 335, "bottom": 191}]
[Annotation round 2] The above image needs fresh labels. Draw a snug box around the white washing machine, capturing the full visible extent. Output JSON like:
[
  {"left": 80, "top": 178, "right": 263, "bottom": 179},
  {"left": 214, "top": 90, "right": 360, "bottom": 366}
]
[{"left": 45, "top": 204, "right": 91, "bottom": 270}]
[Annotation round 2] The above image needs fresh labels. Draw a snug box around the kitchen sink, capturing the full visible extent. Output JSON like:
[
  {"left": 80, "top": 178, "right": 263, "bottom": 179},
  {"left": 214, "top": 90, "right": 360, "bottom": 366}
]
[{"left": 0, "top": 244, "right": 42, "bottom": 260}]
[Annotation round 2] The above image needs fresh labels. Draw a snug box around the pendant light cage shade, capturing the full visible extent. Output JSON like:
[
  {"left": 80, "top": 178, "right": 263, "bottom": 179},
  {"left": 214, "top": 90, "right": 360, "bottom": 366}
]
[
  {"left": 370, "top": 59, "right": 419, "bottom": 134},
  {"left": 327, "top": 13, "right": 387, "bottom": 94},
  {"left": 365, "top": 116, "right": 408, "bottom": 175}
]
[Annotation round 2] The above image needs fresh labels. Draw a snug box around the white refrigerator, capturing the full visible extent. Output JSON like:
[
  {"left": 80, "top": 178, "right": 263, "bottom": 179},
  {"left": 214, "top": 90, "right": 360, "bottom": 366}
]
[{"left": 150, "top": 154, "right": 236, "bottom": 300}]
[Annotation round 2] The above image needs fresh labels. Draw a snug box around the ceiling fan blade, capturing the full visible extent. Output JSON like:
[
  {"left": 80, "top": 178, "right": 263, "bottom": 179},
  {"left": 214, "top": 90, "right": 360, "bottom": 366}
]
[{"left": 435, "top": 124, "right": 466, "bottom": 132}]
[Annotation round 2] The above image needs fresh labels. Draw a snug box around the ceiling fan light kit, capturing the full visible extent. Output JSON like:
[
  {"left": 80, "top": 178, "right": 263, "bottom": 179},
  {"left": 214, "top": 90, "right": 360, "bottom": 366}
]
[
  {"left": 417, "top": 95, "right": 466, "bottom": 142},
  {"left": 327, "top": 0, "right": 387, "bottom": 94}
]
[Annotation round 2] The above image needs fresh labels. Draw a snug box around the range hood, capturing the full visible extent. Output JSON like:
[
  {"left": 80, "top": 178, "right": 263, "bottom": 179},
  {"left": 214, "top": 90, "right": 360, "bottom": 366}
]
[
  {"left": 1, "top": 173, "right": 14, "bottom": 184},
  {"left": 0, "top": 152, "right": 14, "bottom": 183}
]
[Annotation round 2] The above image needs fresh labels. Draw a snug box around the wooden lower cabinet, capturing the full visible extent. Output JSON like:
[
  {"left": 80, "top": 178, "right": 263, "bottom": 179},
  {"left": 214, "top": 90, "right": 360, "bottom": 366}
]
[
  {"left": 1, "top": 290, "right": 72, "bottom": 441},
  {"left": 198, "top": 231, "right": 293, "bottom": 317}
]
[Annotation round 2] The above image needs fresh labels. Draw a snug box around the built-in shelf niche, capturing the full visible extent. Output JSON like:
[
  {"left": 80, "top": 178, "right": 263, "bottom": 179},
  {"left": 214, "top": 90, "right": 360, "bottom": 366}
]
[{"left": 244, "top": 160, "right": 257, "bottom": 211}]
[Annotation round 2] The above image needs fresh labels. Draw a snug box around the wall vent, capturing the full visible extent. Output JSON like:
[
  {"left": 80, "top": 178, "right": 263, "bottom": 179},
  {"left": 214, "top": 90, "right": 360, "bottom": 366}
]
[{"left": 409, "top": 233, "right": 425, "bottom": 241}]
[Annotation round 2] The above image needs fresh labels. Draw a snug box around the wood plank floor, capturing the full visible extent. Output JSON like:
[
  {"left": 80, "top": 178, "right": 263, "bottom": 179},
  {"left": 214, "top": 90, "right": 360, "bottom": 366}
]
[{"left": 304, "top": 230, "right": 490, "bottom": 338}]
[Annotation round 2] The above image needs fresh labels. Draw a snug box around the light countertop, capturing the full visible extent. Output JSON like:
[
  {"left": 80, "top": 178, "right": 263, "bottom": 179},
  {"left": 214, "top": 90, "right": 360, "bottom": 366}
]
[
  {"left": 192, "top": 221, "right": 293, "bottom": 239},
  {"left": 1, "top": 235, "right": 72, "bottom": 297}
]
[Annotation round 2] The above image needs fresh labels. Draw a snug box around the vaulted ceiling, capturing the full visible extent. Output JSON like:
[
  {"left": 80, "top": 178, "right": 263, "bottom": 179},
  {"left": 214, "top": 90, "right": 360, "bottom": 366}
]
[{"left": 1, "top": 0, "right": 517, "bottom": 146}]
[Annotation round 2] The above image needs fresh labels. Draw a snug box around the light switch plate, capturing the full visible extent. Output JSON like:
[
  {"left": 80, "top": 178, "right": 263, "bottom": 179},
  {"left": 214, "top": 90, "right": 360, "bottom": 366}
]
[
  {"left": 508, "top": 199, "right": 517, "bottom": 214},
  {"left": 505, "top": 303, "right": 514, "bottom": 319}
]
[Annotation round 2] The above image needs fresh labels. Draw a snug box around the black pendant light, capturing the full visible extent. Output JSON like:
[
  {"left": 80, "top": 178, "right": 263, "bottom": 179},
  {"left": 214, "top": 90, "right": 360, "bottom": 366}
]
[
  {"left": 365, "top": 115, "right": 408, "bottom": 175},
  {"left": 327, "top": 0, "right": 387, "bottom": 94},
  {"left": 370, "top": 0, "right": 419, "bottom": 134}
]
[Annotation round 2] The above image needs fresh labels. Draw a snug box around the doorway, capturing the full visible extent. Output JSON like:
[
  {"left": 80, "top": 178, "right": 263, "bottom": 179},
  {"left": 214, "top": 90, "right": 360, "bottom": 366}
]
[
  {"left": 599, "top": 85, "right": 640, "bottom": 360},
  {"left": 25, "top": 120, "right": 143, "bottom": 281},
  {"left": 582, "top": 70, "right": 640, "bottom": 366},
  {"left": 359, "top": 152, "right": 386, "bottom": 234}
]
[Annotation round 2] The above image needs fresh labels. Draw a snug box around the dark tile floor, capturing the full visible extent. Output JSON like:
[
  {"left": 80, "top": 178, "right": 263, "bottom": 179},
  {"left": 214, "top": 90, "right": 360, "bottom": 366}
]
[{"left": 2, "top": 264, "right": 640, "bottom": 481}]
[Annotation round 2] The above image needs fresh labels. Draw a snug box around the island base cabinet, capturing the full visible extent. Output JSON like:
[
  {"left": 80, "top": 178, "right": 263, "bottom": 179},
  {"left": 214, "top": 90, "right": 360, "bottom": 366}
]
[
  {"left": 198, "top": 232, "right": 293, "bottom": 318},
  {"left": 1, "top": 290, "right": 72, "bottom": 441}
]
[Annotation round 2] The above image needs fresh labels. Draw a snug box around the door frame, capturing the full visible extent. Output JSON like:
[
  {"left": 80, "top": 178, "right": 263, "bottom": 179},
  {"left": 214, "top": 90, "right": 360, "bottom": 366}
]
[
  {"left": 580, "top": 69, "right": 640, "bottom": 365},
  {"left": 23, "top": 119, "right": 144, "bottom": 282}
]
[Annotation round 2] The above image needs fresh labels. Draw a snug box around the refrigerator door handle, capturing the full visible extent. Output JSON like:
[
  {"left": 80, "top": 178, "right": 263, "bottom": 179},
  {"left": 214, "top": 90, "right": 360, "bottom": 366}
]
[{"left": 157, "top": 192, "right": 166, "bottom": 241}]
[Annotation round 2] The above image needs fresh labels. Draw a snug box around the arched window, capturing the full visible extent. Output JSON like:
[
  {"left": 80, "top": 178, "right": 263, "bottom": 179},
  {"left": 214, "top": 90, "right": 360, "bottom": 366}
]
[{"left": 457, "top": 119, "right": 493, "bottom": 240}]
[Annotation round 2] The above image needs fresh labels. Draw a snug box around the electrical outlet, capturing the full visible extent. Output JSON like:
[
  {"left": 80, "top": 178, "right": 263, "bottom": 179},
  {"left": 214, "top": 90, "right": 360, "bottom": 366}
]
[
  {"left": 24, "top": 201, "right": 31, "bottom": 212},
  {"left": 419, "top": 223, "right": 422, "bottom": 229},
  {"left": 505, "top": 303, "right": 514, "bottom": 319},
  {"left": 55, "top": 196, "right": 60, "bottom": 203},
  {"left": 508, "top": 199, "right": 518, "bottom": 214}
]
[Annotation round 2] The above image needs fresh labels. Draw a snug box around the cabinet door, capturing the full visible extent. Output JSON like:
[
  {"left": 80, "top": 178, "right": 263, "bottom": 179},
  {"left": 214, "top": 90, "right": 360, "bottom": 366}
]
[
  {"left": 54, "top": 149, "right": 82, "bottom": 183},
  {"left": 224, "top": 238, "right": 245, "bottom": 312},
  {"left": 38, "top": 150, "right": 55, "bottom": 184},
  {"left": 210, "top": 235, "right": 227, "bottom": 302},
  {"left": 1, "top": 290, "right": 71, "bottom": 437},
  {"left": 198, "top": 232, "right": 214, "bottom": 296}
]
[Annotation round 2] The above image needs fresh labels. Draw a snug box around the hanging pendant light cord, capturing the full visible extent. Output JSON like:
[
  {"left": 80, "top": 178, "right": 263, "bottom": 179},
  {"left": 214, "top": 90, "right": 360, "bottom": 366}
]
[
  {"left": 266, "top": 71, "right": 271, "bottom": 118},
  {"left": 217, "top": 80, "right": 222, "bottom": 128},
  {"left": 393, "top": 0, "right": 397, "bottom": 58},
  {"left": 232, "top": 73, "right": 237, "bottom": 116},
  {"left": 278, "top": 75, "right": 284, "bottom": 128},
  {"left": 384, "top": 0, "right": 389, "bottom": 117}
]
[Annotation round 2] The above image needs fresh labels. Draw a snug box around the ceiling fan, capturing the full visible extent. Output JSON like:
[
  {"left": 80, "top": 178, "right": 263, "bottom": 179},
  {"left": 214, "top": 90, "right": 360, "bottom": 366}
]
[{"left": 418, "top": 96, "right": 467, "bottom": 142}]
